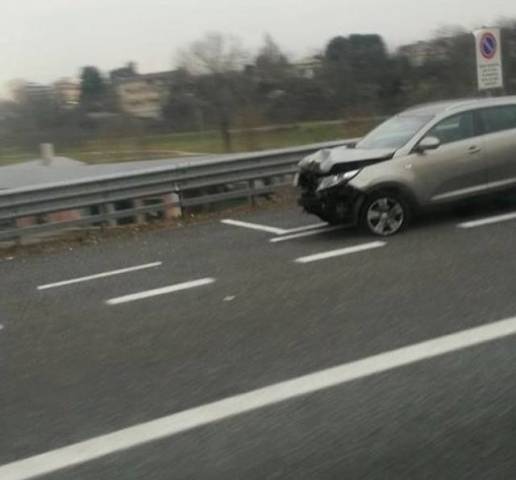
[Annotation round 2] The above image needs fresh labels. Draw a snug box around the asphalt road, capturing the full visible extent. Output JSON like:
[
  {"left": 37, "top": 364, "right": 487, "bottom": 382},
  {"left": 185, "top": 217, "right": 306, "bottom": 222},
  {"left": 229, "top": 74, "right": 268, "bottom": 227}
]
[{"left": 1, "top": 199, "right": 516, "bottom": 479}]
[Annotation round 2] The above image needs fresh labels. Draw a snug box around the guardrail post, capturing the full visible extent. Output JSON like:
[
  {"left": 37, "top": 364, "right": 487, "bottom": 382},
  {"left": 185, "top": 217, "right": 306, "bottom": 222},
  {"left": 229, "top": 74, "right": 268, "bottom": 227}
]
[
  {"left": 248, "top": 180, "right": 256, "bottom": 207},
  {"left": 133, "top": 199, "right": 146, "bottom": 225},
  {"left": 14, "top": 219, "right": 25, "bottom": 247},
  {"left": 163, "top": 193, "right": 182, "bottom": 219},
  {"left": 102, "top": 203, "right": 118, "bottom": 227}
]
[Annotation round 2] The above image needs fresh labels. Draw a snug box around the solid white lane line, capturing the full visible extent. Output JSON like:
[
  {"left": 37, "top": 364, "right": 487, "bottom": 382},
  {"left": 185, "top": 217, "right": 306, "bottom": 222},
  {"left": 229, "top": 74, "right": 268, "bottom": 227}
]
[
  {"left": 3, "top": 317, "right": 516, "bottom": 480},
  {"left": 221, "top": 219, "right": 286, "bottom": 235},
  {"left": 295, "top": 241, "right": 386, "bottom": 263},
  {"left": 106, "top": 278, "right": 215, "bottom": 306},
  {"left": 37, "top": 263, "right": 163, "bottom": 291},
  {"left": 458, "top": 211, "right": 516, "bottom": 229},
  {"left": 271, "top": 226, "right": 343, "bottom": 243},
  {"left": 281, "top": 223, "right": 329, "bottom": 235}
]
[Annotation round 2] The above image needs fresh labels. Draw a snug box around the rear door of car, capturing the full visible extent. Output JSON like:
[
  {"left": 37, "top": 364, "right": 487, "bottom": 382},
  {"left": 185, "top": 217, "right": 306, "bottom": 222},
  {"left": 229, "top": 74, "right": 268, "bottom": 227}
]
[
  {"left": 477, "top": 104, "right": 516, "bottom": 191},
  {"left": 410, "top": 110, "right": 487, "bottom": 204}
]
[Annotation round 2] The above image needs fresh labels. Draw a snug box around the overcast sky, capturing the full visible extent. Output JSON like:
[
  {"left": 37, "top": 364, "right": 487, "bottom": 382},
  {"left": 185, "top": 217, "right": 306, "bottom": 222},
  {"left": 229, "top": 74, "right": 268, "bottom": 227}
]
[{"left": 1, "top": 0, "right": 515, "bottom": 97}]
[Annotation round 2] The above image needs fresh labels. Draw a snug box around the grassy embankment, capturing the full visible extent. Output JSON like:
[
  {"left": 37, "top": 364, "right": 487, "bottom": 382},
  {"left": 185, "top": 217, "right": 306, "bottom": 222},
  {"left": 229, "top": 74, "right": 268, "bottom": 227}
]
[{"left": 0, "top": 118, "right": 378, "bottom": 166}]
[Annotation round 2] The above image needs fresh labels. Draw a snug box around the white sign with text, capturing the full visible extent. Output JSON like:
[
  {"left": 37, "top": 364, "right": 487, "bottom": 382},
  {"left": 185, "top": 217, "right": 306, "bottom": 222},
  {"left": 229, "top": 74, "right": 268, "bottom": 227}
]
[{"left": 474, "top": 28, "right": 504, "bottom": 91}]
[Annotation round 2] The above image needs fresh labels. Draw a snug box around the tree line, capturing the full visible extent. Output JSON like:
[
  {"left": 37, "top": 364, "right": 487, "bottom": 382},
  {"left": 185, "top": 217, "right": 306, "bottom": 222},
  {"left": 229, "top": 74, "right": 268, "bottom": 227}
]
[{"left": 1, "top": 21, "right": 516, "bottom": 153}]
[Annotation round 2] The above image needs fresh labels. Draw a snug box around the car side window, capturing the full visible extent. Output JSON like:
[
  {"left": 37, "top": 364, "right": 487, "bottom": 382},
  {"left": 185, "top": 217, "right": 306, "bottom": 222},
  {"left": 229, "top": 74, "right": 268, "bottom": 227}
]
[
  {"left": 479, "top": 106, "right": 516, "bottom": 135},
  {"left": 427, "top": 112, "right": 476, "bottom": 145}
]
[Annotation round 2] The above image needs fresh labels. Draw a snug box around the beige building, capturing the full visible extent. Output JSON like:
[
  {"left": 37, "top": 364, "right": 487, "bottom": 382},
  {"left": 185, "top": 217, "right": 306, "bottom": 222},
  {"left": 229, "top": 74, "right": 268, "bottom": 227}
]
[
  {"left": 54, "top": 79, "right": 80, "bottom": 109},
  {"left": 293, "top": 56, "right": 323, "bottom": 79},
  {"left": 398, "top": 41, "right": 448, "bottom": 67},
  {"left": 114, "top": 71, "right": 176, "bottom": 120},
  {"left": 13, "top": 81, "right": 55, "bottom": 103}
]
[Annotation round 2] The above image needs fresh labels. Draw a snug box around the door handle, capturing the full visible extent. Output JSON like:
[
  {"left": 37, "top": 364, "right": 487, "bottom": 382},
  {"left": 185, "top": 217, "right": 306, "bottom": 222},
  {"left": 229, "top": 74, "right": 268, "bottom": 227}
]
[{"left": 468, "top": 146, "right": 481, "bottom": 155}]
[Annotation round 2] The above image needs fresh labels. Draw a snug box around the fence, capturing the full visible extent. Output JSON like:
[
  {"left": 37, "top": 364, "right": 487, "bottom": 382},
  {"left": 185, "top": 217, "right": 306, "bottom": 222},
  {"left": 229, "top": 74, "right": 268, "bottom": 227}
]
[{"left": 0, "top": 139, "right": 358, "bottom": 242}]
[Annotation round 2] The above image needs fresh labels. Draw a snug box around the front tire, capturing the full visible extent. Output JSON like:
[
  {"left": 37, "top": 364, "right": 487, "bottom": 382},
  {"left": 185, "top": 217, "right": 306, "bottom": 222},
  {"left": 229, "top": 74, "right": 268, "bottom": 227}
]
[{"left": 360, "top": 191, "right": 410, "bottom": 236}]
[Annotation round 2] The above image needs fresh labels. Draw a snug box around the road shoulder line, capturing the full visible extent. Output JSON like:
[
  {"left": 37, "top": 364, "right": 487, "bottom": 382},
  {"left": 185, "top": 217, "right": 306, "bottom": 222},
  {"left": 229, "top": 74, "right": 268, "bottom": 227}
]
[
  {"left": 2, "top": 316, "right": 516, "bottom": 480},
  {"left": 458, "top": 211, "right": 516, "bottom": 229}
]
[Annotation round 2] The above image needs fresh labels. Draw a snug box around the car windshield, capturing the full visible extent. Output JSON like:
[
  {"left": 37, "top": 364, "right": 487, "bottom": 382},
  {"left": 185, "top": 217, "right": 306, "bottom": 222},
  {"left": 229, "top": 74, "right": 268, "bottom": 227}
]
[{"left": 357, "top": 114, "right": 433, "bottom": 150}]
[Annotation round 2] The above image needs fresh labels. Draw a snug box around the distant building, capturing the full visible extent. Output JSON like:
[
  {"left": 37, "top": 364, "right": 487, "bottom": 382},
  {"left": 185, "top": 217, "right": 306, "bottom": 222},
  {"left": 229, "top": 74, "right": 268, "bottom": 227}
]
[
  {"left": 18, "top": 82, "right": 56, "bottom": 103},
  {"left": 54, "top": 78, "right": 80, "bottom": 109},
  {"left": 12, "top": 80, "right": 81, "bottom": 111},
  {"left": 0, "top": 101, "right": 17, "bottom": 122},
  {"left": 293, "top": 56, "right": 323, "bottom": 79},
  {"left": 110, "top": 62, "right": 138, "bottom": 82},
  {"left": 398, "top": 41, "right": 448, "bottom": 67},
  {"left": 111, "top": 65, "right": 178, "bottom": 120},
  {"left": 0, "top": 101, "right": 18, "bottom": 137}
]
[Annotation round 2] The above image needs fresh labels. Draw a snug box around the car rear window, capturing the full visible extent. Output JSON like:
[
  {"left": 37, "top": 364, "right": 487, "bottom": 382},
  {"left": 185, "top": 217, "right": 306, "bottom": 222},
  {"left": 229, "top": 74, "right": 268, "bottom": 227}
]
[{"left": 479, "top": 105, "right": 516, "bottom": 135}]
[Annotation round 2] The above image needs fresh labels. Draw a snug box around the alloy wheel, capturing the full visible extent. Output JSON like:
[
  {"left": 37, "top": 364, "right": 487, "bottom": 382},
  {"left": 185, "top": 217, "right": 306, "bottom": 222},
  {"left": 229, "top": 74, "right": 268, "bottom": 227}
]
[{"left": 366, "top": 197, "right": 405, "bottom": 236}]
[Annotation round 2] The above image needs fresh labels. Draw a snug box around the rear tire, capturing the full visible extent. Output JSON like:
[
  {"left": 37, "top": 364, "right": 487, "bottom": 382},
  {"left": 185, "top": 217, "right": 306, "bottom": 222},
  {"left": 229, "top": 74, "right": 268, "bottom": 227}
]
[{"left": 360, "top": 191, "right": 411, "bottom": 236}]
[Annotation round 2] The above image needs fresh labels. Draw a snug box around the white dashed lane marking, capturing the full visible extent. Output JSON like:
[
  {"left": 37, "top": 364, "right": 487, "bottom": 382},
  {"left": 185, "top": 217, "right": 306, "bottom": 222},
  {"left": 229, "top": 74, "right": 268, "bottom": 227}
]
[
  {"left": 222, "top": 219, "right": 330, "bottom": 237},
  {"left": 37, "top": 262, "right": 163, "bottom": 291},
  {"left": 106, "top": 278, "right": 216, "bottom": 306},
  {"left": 221, "top": 219, "right": 287, "bottom": 235},
  {"left": 295, "top": 241, "right": 386, "bottom": 263},
  {"left": 280, "top": 223, "right": 329, "bottom": 234},
  {"left": 271, "top": 226, "right": 344, "bottom": 243}
]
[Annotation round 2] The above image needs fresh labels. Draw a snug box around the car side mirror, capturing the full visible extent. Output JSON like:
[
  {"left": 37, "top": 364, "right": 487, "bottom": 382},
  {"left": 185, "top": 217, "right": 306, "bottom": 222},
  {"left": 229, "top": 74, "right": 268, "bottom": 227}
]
[{"left": 416, "top": 136, "right": 441, "bottom": 154}]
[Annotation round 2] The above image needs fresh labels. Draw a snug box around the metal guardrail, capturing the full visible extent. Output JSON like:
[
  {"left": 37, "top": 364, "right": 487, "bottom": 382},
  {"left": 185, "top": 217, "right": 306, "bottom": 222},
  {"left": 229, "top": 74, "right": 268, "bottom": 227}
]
[{"left": 0, "top": 139, "right": 358, "bottom": 242}]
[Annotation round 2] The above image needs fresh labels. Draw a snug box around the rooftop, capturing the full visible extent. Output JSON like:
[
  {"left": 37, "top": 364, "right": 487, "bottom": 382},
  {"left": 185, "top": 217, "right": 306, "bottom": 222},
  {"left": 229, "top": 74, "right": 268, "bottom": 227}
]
[{"left": 113, "top": 70, "right": 180, "bottom": 85}]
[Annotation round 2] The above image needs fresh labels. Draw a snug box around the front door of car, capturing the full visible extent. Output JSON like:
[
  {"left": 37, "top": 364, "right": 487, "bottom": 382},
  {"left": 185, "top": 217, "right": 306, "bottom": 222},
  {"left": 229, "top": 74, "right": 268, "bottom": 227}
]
[{"left": 410, "top": 111, "right": 487, "bottom": 205}]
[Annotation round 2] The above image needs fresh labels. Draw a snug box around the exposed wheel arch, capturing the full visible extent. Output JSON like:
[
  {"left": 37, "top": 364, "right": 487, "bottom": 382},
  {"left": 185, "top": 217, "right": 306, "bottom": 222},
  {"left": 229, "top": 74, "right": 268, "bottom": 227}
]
[{"left": 362, "top": 183, "right": 420, "bottom": 214}]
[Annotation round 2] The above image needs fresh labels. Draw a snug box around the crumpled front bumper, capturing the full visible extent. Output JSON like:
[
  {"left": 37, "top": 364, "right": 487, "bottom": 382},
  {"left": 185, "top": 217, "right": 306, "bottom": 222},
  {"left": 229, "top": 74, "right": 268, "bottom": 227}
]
[{"left": 298, "top": 183, "right": 363, "bottom": 224}]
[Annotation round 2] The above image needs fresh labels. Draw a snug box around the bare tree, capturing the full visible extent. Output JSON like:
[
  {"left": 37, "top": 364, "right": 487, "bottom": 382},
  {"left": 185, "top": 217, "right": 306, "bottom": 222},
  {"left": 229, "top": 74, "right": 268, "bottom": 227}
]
[
  {"left": 256, "top": 34, "right": 290, "bottom": 81},
  {"left": 179, "top": 32, "right": 248, "bottom": 75},
  {"left": 178, "top": 33, "right": 249, "bottom": 151}
]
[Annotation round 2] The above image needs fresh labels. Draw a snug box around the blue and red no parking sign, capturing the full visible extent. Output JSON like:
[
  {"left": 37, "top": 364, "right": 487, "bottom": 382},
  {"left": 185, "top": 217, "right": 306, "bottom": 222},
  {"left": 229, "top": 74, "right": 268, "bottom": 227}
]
[
  {"left": 480, "top": 32, "right": 498, "bottom": 60},
  {"left": 474, "top": 28, "right": 504, "bottom": 91}
]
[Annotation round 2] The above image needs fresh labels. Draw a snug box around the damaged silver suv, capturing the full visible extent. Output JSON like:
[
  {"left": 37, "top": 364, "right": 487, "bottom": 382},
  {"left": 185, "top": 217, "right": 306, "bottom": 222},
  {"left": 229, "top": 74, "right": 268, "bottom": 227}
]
[{"left": 296, "top": 97, "right": 516, "bottom": 236}]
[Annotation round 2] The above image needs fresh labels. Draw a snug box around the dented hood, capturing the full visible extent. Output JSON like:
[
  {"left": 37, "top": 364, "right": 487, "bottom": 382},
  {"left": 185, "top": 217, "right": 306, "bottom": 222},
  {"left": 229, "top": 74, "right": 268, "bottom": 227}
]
[{"left": 299, "top": 145, "right": 396, "bottom": 175}]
